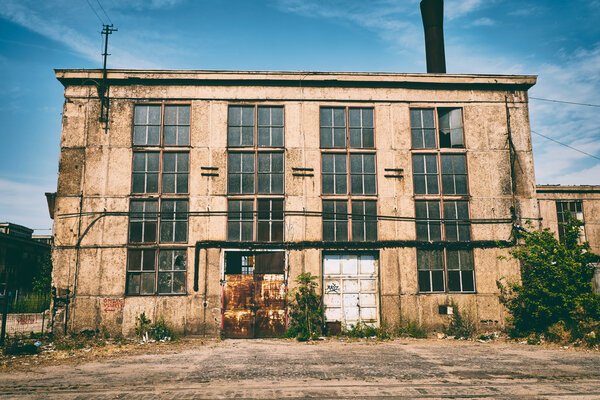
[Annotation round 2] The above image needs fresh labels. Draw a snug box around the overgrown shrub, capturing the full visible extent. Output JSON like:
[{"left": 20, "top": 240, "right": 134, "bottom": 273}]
[
  {"left": 397, "top": 318, "right": 428, "bottom": 338},
  {"left": 286, "top": 273, "right": 323, "bottom": 341},
  {"left": 134, "top": 313, "right": 175, "bottom": 341},
  {"left": 546, "top": 321, "right": 571, "bottom": 344},
  {"left": 444, "top": 301, "right": 476, "bottom": 339},
  {"left": 344, "top": 322, "right": 378, "bottom": 338},
  {"left": 498, "top": 216, "right": 600, "bottom": 342}
]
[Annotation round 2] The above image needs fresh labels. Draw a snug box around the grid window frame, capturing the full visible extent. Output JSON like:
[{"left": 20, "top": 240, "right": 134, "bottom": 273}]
[
  {"left": 320, "top": 106, "right": 375, "bottom": 149},
  {"left": 322, "top": 200, "right": 349, "bottom": 241},
  {"left": 133, "top": 104, "right": 191, "bottom": 147},
  {"left": 162, "top": 152, "right": 189, "bottom": 194},
  {"left": 417, "top": 248, "right": 475, "bottom": 293},
  {"left": 351, "top": 200, "right": 378, "bottom": 241},
  {"left": 126, "top": 248, "right": 188, "bottom": 296},
  {"left": 227, "top": 199, "right": 254, "bottom": 242},
  {"left": 128, "top": 199, "right": 158, "bottom": 244},
  {"left": 556, "top": 200, "right": 586, "bottom": 242}
]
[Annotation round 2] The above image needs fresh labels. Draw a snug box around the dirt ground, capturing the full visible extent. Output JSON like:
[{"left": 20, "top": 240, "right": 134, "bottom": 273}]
[{"left": 1, "top": 338, "right": 600, "bottom": 399}]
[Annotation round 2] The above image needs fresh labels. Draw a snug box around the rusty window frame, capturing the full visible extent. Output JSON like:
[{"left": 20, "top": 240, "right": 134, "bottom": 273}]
[
  {"left": 443, "top": 201, "right": 471, "bottom": 242},
  {"left": 440, "top": 154, "right": 468, "bottom": 195},
  {"left": 410, "top": 107, "right": 464, "bottom": 149},
  {"left": 133, "top": 104, "right": 190, "bottom": 147},
  {"left": 126, "top": 248, "right": 157, "bottom": 295},
  {"left": 322, "top": 153, "right": 348, "bottom": 194},
  {"left": 349, "top": 153, "right": 376, "bottom": 195},
  {"left": 159, "top": 199, "right": 189, "bottom": 243},
  {"left": 227, "top": 199, "right": 254, "bottom": 241},
  {"left": 351, "top": 200, "right": 377, "bottom": 241},
  {"left": 322, "top": 200, "right": 349, "bottom": 241},
  {"left": 128, "top": 199, "right": 158, "bottom": 243},
  {"left": 556, "top": 200, "right": 586, "bottom": 243},
  {"left": 257, "top": 199, "right": 284, "bottom": 242},
  {"left": 157, "top": 249, "right": 187, "bottom": 294},
  {"left": 257, "top": 152, "right": 284, "bottom": 194},
  {"left": 132, "top": 152, "right": 160, "bottom": 193},
  {"left": 412, "top": 154, "right": 439, "bottom": 195},
  {"left": 162, "top": 152, "right": 189, "bottom": 194}
]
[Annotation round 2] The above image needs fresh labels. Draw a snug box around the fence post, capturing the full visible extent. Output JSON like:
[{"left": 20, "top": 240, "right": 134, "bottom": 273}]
[{"left": 0, "top": 264, "right": 10, "bottom": 346}]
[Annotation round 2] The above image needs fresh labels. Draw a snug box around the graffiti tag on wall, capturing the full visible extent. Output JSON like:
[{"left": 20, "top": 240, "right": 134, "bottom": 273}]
[{"left": 103, "top": 298, "right": 125, "bottom": 312}]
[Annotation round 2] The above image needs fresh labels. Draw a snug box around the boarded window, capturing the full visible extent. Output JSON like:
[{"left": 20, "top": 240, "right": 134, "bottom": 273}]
[
  {"left": 162, "top": 152, "right": 189, "bottom": 193},
  {"left": 322, "top": 153, "right": 347, "bottom": 194},
  {"left": 132, "top": 152, "right": 159, "bottom": 193},
  {"left": 412, "top": 154, "right": 439, "bottom": 195}
]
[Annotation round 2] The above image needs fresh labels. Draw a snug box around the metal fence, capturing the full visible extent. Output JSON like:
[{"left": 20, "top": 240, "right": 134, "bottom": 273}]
[{"left": 1, "top": 291, "right": 51, "bottom": 339}]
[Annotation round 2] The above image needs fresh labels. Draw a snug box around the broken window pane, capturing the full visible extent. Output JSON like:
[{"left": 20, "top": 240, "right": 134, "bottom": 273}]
[{"left": 438, "top": 108, "right": 464, "bottom": 148}]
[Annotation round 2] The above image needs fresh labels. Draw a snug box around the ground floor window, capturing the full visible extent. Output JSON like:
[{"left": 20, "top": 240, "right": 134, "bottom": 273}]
[
  {"left": 126, "top": 248, "right": 186, "bottom": 295},
  {"left": 417, "top": 248, "right": 474, "bottom": 293}
]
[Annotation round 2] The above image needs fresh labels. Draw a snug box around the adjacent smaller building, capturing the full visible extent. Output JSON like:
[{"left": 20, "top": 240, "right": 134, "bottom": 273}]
[{"left": 537, "top": 185, "right": 600, "bottom": 254}]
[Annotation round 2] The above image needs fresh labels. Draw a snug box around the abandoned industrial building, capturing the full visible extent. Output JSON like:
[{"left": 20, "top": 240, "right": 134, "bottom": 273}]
[{"left": 48, "top": 67, "right": 542, "bottom": 338}]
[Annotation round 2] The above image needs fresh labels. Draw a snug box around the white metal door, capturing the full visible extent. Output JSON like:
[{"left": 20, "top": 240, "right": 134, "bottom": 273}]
[{"left": 323, "top": 254, "right": 379, "bottom": 329}]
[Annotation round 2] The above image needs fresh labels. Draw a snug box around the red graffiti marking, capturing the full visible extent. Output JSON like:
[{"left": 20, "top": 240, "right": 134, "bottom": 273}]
[
  {"left": 17, "top": 315, "right": 37, "bottom": 325},
  {"left": 103, "top": 298, "right": 125, "bottom": 312}
]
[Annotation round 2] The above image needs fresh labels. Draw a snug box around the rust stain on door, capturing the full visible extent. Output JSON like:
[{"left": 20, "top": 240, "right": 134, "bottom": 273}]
[{"left": 223, "top": 252, "right": 286, "bottom": 338}]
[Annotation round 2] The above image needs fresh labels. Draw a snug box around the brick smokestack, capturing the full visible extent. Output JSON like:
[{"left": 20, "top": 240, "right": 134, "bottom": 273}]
[{"left": 420, "top": 0, "right": 446, "bottom": 73}]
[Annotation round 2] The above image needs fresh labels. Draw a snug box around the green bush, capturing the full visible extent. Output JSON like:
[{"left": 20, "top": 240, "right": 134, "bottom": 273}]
[
  {"left": 498, "top": 216, "right": 600, "bottom": 341},
  {"left": 286, "top": 273, "right": 323, "bottom": 341},
  {"left": 134, "top": 313, "right": 175, "bottom": 341},
  {"left": 444, "top": 301, "right": 476, "bottom": 339},
  {"left": 397, "top": 318, "right": 428, "bottom": 338}
]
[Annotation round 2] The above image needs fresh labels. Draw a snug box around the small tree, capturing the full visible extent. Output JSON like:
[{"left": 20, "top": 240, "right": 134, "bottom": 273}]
[
  {"left": 499, "top": 215, "right": 600, "bottom": 339},
  {"left": 286, "top": 272, "right": 323, "bottom": 341}
]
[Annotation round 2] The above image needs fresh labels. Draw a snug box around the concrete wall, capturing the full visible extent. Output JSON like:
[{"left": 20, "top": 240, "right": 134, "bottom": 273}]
[{"left": 51, "top": 71, "right": 537, "bottom": 336}]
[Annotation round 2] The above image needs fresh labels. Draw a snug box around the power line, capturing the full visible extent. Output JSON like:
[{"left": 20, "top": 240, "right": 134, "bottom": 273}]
[
  {"left": 530, "top": 97, "right": 600, "bottom": 108},
  {"left": 532, "top": 130, "right": 600, "bottom": 162},
  {"left": 95, "top": 0, "right": 113, "bottom": 25},
  {"left": 85, "top": 0, "right": 105, "bottom": 24}
]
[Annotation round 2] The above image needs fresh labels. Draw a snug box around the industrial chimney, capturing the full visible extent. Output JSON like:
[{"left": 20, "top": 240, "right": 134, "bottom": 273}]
[{"left": 420, "top": 0, "right": 446, "bottom": 73}]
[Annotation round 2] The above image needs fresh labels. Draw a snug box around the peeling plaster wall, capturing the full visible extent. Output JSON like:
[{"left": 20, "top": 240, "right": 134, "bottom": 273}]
[{"left": 51, "top": 71, "right": 538, "bottom": 336}]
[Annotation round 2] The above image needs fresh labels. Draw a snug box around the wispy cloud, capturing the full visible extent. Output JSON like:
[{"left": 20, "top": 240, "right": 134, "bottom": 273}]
[
  {"left": 471, "top": 17, "right": 495, "bottom": 27},
  {"left": 445, "top": 0, "right": 484, "bottom": 20},
  {"left": 0, "top": 178, "right": 53, "bottom": 231}
]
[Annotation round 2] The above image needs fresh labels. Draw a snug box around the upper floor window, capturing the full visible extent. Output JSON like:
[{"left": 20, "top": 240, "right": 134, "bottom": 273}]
[
  {"left": 556, "top": 200, "right": 586, "bottom": 243},
  {"left": 228, "top": 105, "right": 284, "bottom": 147},
  {"left": 410, "top": 108, "right": 464, "bottom": 149},
  {"left": 320, "top": 107, "right": 374, "bottom": 148},
  {"left": 133, "top": 104, "right": 190, "bottom": 146}
]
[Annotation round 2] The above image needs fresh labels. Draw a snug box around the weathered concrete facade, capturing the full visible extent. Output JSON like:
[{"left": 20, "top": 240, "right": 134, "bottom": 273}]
[
  {"left": 537, "top": 185, "right": 600, "bottom": 254},
  {"left": 51, "top": 70, "right": 538, "bottom": 337}
]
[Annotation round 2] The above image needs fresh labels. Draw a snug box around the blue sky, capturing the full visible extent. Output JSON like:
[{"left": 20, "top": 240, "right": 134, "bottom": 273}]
[{"left": 1, "top": 0, "right": 599, "bottom": 233}]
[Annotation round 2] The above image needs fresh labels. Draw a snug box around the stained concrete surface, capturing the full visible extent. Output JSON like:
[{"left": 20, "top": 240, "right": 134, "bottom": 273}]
[{"left": 2, "top": 339, "right": 600, "bottom": 399}]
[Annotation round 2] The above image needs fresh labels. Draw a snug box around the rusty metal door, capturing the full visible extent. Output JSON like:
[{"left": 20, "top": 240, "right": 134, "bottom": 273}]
[{"left": 222, "top": 252, "right": 286, "bottom": 338}]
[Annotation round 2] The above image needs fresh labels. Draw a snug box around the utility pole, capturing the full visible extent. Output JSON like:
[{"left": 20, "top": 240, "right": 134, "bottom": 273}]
[{"left": 99, "top": 24, "right": 117, "bottom": 125}]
